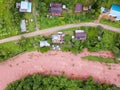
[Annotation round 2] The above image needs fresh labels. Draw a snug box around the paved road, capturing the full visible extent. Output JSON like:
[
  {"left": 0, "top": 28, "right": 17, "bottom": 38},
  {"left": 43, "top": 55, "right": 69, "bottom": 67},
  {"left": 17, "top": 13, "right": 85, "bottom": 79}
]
[{"left": 0, "top": 22, "right": 120, "bottom": 44}]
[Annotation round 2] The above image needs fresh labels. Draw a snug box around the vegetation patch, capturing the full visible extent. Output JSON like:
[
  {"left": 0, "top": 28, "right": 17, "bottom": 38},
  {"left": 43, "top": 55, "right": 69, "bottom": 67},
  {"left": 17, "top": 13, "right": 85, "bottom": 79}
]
[
  {"left": 82, "top": 56, "right": 120, "bottom": 63},
  {"left": 0, "top": 0, "right": 35, "bottom": 39},
  {"left": 100, "top": 18, "right": 120, "bottom": 28},
  {"left": 0, "top": 26, "right": 120, "bottom": 62},
  {"left": 6, "top": 74, "right": 120, "bottom": 90}
]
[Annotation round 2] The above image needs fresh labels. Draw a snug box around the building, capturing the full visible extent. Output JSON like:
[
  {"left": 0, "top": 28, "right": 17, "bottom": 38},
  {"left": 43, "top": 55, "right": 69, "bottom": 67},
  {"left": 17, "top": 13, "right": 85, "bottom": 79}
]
[
  {"left": 75, "top": 30, "right": 86, "bottom": 40},
  {"left": 40, "top": 41, "right": 50, "bottom": 47},
  {"left": 101, "top": 7, "right": 108, "bottom": 13},
  {"left": 52, "top": 32, "right": 64, "bottom": 43},
  {"left": 20, "top": 20, "right": 26, "bottom": 32},
  {"left": 83, "top": 6, "right": 89, "bottom": 11},
  {"left": 75, "top": 3, "right": 82, "bottom": 13},
  {"left": 49, "top": 3, "right": 62, "bottom": 16},
  {"left": 109, "top": 4, "right": 120, "bottom": 21},
  {"left": 16, "top": 1, "right": 32, "bottom": 12}
]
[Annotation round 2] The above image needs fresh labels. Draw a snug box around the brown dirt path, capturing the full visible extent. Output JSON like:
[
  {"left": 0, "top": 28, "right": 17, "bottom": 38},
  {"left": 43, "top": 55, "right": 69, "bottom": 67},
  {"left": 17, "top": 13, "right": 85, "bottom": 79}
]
[{"left": 0, "top": 49, "right": 120, "bottom": 90}]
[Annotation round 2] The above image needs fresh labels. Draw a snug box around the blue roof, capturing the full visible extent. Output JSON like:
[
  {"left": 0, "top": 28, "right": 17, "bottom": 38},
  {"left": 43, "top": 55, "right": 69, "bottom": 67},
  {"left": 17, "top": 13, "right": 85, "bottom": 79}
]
[
  {"left": 101, "top": 7, "right": 108, "bottom": 13},
  {"left": 109, "top": 4, "right": 120, "bottom": 17},
  {"left": 111, "top": 4, "right": 120, "bottom": 12}
]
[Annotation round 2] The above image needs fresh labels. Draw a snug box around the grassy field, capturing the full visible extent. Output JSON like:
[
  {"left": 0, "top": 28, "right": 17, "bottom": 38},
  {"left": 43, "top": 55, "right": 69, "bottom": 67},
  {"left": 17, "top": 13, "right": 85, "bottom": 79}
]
[
  {"left": 38, "top": 12, "right": 95, "bottom": 29},
  {"left": 100, "top": 18, "right": 120, "bottom": 28},
  {"left": 82, "top": 56, "right": 120, "bottom": 63}
]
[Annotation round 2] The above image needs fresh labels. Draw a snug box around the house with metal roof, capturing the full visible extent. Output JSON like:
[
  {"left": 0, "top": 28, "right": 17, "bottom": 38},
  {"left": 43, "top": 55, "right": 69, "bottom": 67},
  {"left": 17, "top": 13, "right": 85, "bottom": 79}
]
[
  {"left": 101, "top": 7, "right": 108, "bottom": 13},
  {"left": 20, "top": 20, "right": 26, "bottom": 32},
  {"left": 109, "top": 4, "right": 120, "bottom": 21},
  {"left": 75, "top": 3, "right": 82, "bottom": 13},
  {"left": 49, "top": 3, "right": 62, "bottom": 16},
  {"left": 52, "top": 32, "right": 64, "bottom": 43},
  {"left": 75, "top": 30, "right": 86, "bottom": 40},
  {"left": 16, "top": 0, "right": 32, "bottom": 12},
  {"left": 40, "top": 41, "right": 50, "bottom": 47}
]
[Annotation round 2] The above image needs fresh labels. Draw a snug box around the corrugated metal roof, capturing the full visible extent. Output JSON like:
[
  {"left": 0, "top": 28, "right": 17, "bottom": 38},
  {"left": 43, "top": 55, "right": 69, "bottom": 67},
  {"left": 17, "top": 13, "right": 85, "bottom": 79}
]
[
  {"left": 75, "top": 3, "right": 82, "bottom": 12},
  {"left": 20, "top": 1, "right": 32, "bottom": 12},
  {"left": 21, "top": 1, "right": 28, "bottom": 10},
  {"left": 109, "top": 4, "right": 120, "bottom": 17},
  {"left": 111, "top": 4, "right": 120, "bottom": 12},
  {"left": 20, "top": 20, "right": 26, "bottom": 32}
]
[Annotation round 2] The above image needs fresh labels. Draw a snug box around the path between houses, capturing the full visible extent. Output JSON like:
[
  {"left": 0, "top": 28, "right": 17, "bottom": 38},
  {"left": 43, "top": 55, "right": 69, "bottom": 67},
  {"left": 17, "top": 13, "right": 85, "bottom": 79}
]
[{"left": 0, "top": 22, "right": 120, "bottom": 44}]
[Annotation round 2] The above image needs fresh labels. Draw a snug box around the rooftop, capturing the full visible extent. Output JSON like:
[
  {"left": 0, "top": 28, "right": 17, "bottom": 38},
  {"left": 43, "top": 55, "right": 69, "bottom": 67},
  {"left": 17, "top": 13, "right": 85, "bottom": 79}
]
[
  {"left": 19, "top": 1, "right": 32, "bottom": 12},
  {"left": 50, "top": 3, "right": 62, "bottom": 16},
  {"left": 75, "top": 3, "right": 82, "bottom": 13},
  {"left": 75, "top": 30, "right": 86, "bottom": 40}
]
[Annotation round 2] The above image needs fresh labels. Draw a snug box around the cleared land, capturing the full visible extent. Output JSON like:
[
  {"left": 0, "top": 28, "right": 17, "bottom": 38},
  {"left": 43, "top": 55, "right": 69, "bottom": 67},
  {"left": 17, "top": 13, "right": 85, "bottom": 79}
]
[{"left": 0, "top": 49, "right": 120, "bottom": 90}]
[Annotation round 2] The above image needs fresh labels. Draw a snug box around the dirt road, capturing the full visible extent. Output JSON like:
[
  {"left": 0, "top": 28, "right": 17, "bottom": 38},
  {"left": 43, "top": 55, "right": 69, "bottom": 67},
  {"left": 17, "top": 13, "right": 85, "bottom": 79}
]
[{"left": 0, "top": 22, "right": 120, "bottom": 44}]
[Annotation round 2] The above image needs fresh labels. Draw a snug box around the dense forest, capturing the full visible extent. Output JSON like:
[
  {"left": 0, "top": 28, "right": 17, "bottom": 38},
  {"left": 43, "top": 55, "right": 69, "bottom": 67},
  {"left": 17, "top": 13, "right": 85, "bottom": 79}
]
[{"left": 6, "top": 74, "right": 120, "bottom": 90}]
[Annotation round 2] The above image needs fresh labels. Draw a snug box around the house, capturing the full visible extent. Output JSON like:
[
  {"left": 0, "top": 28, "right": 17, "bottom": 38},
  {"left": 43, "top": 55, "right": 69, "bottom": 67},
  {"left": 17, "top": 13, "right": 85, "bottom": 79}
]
[
  {"left": 16, "top": 0, "right": 32, "bottom": 12},
  {"left": 75, "top": 3, "right": 82, "bottom": 13},
  {"left": 49, "top": 3, "right": 62, "bottom": 16},
  {"left": 75, "top": 30, "right": 86, "bottom": 40},
  {"left": 20, "top": 20, "right": 26, "bottom": 32},
  {"left": 52, "top": 32, "right": 65, "bottom": 43},
  {"left": 40, "top": 41, "right": 50, "bottom": 47},
  {"left": 83, "top": 6, "right": 89, "bottom": 11},
  {"left": 101, "top": 7, "right": 108, "bottom": 13},
  {"left": 109, "top": 4, "right": 120, "bottom": 21}
]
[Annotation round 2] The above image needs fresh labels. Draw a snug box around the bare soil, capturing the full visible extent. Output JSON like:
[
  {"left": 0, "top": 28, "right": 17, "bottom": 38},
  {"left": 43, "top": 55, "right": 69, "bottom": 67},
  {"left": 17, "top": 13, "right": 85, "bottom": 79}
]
[{"left": 0, "top": 49, "right": 120, "bottom": 90}]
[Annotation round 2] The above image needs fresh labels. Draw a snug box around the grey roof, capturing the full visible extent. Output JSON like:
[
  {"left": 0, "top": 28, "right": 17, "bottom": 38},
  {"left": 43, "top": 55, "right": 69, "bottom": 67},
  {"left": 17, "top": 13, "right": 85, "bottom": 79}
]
[
  {"left": 40, "top": 41, "right": 50, "bottom": 47},
  {"left": 20, "top": 20, "right": 26, "bottom": 32}
]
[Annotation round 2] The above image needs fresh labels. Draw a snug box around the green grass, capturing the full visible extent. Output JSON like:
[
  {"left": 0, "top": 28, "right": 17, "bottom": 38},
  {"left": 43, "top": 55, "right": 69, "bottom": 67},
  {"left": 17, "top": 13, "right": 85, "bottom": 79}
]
[
  {"left": 0, "top": 0, "right": 35, "bottom": 39},
  {"left": 82, "top": 56, "right": 120, "bottom": 63},
  {"left": 100, "top": 18, "right": 120, "bottom": 28},
  {"left": 38, "top": 11, "right": 95, "bottom": 29}
]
